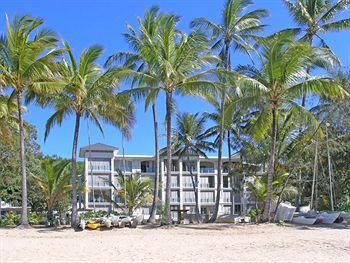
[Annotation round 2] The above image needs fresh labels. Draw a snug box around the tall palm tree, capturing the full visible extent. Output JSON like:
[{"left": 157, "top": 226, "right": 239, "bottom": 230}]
[
  {"left": 284, "top": 0, "right": 350, "bottom": 105},
  {"left": 0, "top": 15, "right": 60, "bottom": 227},
  {"left": 106, "top": 7, "right": 164, "bottom": 223},
  {"left": 191, "top": 0, "right": 267, "bottom": 222},
  {"left": 172, "top": 112, "right": 214, "bottom": 222},
  {"left": 31, "top": 158, "right": 71, "bottom": 224},
  {"left": 44, "top": 42, "right": 135, "bottom": 227},
  {"left": 111, "top": 11, "right": 217, "bottom": 223},
  {"left": 237, "top": 32, "right": 348, "bottom": 221}
]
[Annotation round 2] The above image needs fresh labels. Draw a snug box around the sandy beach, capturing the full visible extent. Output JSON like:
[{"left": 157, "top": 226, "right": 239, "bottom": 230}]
[{"left": 0, "top": 223, "right": 349, "bottom": 263}]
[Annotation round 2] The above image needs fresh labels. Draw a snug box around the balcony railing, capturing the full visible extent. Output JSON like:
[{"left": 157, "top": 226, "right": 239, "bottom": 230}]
[
  {"left": 171, "top": 182, "right": 179, "bottom": 188},
  {"left": 170, "top": 198, "right": 180, "bottom": 203},
  {"left": 200, "top": 167, "right": 214, "bottom": 173},
  {"left": 88, "top": 165, "right": 111, "bottom": 171},
  {"left": 200, "top": 183, "right": 214, "bottom": 188},
  {"left": 142, "top": 167, "right": 155, "bottom": 173},
  {"left": 200, "top": 198, "right": 215, "bottom": 203},
  {"left": 183, "top": 198, "right": 196, "bottom": 203}
]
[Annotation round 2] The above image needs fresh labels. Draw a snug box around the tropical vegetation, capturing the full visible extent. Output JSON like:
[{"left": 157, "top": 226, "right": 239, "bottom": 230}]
[{"left": 0, "top": 0, "right": 350, "bottom": 228}]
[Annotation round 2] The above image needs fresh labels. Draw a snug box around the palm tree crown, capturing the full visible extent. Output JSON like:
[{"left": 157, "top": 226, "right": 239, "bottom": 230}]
[
  {"left": 284, "top": 0, "right": 350, "bottom": 45},
  {"left": 191, "top": 0, "right": 268, "bottom": 66}
]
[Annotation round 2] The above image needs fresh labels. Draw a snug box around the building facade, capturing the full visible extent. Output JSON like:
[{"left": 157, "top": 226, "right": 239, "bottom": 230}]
[{"left": 79, "top": 143, "right": 253, "bottom": 219}]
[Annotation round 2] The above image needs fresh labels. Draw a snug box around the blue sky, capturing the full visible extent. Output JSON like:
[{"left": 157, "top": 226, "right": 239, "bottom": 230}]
[{"left": 1, "top": 0, "right": 350, "bottom": 160}]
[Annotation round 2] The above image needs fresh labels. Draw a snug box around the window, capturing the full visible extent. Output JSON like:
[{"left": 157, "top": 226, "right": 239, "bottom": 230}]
[{"left": 223, "top": 176, "right": 229, "bottom": 188}]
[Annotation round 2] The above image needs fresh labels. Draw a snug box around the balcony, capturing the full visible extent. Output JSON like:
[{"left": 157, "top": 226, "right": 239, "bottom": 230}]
[
  {"left": 170, "top": 197, "right": 180, "bottom": 203},
  {"left": 164, "top": 160, "right": 179, "bottom": 172},
  {"left": 182, "top": 162, "right": 197, "bottom": 173},
  {"left": 200, "top": 167, "right": 214, "bottom": 173},
  {"left": 141, "top": 161, "right": 156, "bottom": 173}
]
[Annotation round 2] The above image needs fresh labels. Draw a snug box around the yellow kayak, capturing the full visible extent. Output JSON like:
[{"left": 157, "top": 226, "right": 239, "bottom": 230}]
[{"left": 87, "top": 221, "right": 100, "bottom": 230}]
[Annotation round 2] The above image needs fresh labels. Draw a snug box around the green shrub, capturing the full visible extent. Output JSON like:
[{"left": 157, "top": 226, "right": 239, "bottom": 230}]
[
  {"left": 246, "top": 208, "right": 262, "bottom": 223},
  {"left": 28, "top": 212, "right": 43, "bottom": 225},
  {"left": 0, "top": 212, "right": 20, "bottom": 226}
]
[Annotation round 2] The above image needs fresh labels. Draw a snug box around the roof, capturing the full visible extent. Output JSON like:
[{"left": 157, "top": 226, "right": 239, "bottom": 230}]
[{"left": 79, "top": 143, "right": 118, "bottom": 157}]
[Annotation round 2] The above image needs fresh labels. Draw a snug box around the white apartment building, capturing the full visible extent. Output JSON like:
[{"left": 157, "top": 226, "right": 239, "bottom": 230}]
[{"left": 79, "top": 143, "right": 254, "bottom": 219}]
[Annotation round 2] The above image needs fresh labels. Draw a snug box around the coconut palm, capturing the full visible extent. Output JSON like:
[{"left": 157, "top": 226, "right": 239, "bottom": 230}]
[
  {"left": 172, "top": 112, "right": 214, "bottom": 222},
  {"left": 110, "top": 171, "right": 153, "bottom": 216},
  {"left": 31, "top": 159, "right": 71, "bottom": 224},
  {"left": 191, "top": 0, "right": 267, "bottom": 222},
  {"left": 237, "top": 32, "right": 348, "bottom": 221},
  {"left": 0, "top": 15, "right": 60, "bottom": 227},
  {"left": 106, "top": 7, "right": 165, "bottom": 223},
  {"left": 110, "top": 12, "right": 217, "bottom": 223},
  {"left": 284, "top": 0, "right": 350, "bottom": 105},
  {"left": 43, "top": 42, "right": 135, "bottom": 227}
]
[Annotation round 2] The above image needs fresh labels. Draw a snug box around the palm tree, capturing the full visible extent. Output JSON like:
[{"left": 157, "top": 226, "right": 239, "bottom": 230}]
[
  {"left": 0, "top": 15, "right": 60, "bottom": 227},
  {"left": 284, "top": 0, "right": 350, "bottom": 105},
  {"left": 237, "top": 32, "right": 348, "bottom": 221},
  {"left": 110, "top": 171, "right": 153, "bottom": 216},
  {"left": 106, "top": 7, "right": 164, "bottom": 223},
  {"left": 111, "top": 11, "right": 217, "bottom": 223},
  {"left": 44, "top": 42, "right": 135, "bottom": 227},
  {"left": 172, "top": 112, "right": 214, "bottom": 222},
  {"left": 31, "top": 158, "right": 71, "bottom": 224},
  {"left": 191, "top": 0, "right": 267, "bottom": 222}
]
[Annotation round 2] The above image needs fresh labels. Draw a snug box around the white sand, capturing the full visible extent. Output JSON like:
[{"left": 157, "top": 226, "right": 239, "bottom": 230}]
[{"left": 1, "top": 223, "right": 349, "bottom": 263}]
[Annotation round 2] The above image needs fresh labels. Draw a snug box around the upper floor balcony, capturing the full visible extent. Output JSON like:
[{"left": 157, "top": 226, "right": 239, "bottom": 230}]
[
  {"left": 141, "top": 161, "right": 156, "bottom": 173},
  {"left": 114, "top": 160, "right": 132, "bottom": 172},
  {"left": 164, "top": 160, "right": 180, "bottom": 172},
  {"left": 87, "top": 159, "right": 111, "bottom": 171},
  {"left": 200, "top": 162, "right": 214, "bottom": 173},
  {"left": 182, "top": 161, "right": 197, "bottom": 173}
]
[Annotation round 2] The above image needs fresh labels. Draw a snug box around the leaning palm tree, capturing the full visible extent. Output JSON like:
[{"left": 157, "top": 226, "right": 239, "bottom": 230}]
[
  {"left": 106, "top": 7, "right": 165, "bottom": 223},
  {"left": 0, "top": 15, "right": 60, "bottom": 227},
  {"left": 31, "top": 159, "right": 71, "bottom": 224},
  {"left": 236, "top": 31, "right": 348, "bottom": 221},
  {"left": 44, "top": 42, "right": 135, "bottom": 227},
  {"left": 112, "top": 12, "right": 217, "bottom": 223},
  {"left": 284, "top": 0, "right": 350, "bottom": 105},
  {"left": 191, "top": 0, "right": 267, "bottom": 222},
  {"left": 172, "top": 112, "right": 214, "bottom": 222}
]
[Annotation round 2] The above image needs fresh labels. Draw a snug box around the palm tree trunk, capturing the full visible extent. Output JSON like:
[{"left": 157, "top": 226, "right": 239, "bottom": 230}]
[
  {"left": 165, "top": 91, "right": 172, "bottom": 224},
  {"left": 209, "top": 92, "right": 225, "bottom": 223},
  {"left": 148, "top": 103, "right": 159, "bottom": 223},
  {"left": 187, "top": 155, "right": 200, "bottom": 223},
  {"left": 263, "top": 106, "right": 277, "bottom": 222},
  {"left": 228, "top": 131, "right": 234, "bottom": 216},
  {"left": 17, "top": 92, "right": 29, "bottom": 227},
  {"left": 71, "top": 113, "right": 81, "bottom": 228}
]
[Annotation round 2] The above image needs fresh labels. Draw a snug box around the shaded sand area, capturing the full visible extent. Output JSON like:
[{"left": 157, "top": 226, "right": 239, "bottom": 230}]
[{"left": 1, "top": 223, "right": 349, "bottom": 262}]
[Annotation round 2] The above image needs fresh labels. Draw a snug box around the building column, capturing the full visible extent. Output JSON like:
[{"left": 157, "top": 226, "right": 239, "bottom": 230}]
[
  {"left": 179, "top": 160, "right": 183, "bottom": 210},
  {"left": 110, "top": 157, "right": 114, "bottom": 212},
  {"left": 84, "top": 157, "right": 89, "bottom": 210},
  {"left": 197, "top": 159, "right": 201, "bottom": 213}
]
